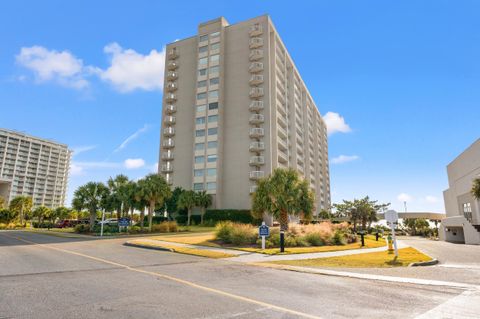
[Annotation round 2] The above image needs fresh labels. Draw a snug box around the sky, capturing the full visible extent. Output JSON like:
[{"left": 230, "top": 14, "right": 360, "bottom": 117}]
[{"left": 1, "top": 1, "right": 479, "bottom": 212}]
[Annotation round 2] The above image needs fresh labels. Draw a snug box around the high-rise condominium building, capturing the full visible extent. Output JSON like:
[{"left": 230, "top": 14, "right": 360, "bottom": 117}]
[
  {"left": 0, "top": 128, "right": 71, "bottom": 209},
  {"left": 158, "top": 15, "right": 330, "bottom": 214}
]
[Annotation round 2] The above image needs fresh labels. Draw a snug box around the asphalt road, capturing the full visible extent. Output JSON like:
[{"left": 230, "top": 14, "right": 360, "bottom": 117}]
[{"left": 0, "top": 231, "right": 472, "bottom": 319}]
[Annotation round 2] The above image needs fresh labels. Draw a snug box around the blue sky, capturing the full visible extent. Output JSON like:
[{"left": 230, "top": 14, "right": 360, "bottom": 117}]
[{"left": 1, "top": 1, "right": 479, "bottom": 212}]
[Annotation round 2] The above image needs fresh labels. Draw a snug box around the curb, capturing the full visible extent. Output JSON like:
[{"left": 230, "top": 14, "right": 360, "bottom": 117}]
[
  {"left": 124, "top": 242, "right": 174, "bottom": 252},
  {"left": 409, "top": 259, "right": 439, "bottom": 267}
]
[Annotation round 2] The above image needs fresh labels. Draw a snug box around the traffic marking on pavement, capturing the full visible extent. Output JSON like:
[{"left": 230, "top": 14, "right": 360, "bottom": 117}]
[
  {"left": 0, "top": 232, "right": 323, "bottom": 319},
  {"left": 415, "top": 289, "right": 480, "bottom": 319}
]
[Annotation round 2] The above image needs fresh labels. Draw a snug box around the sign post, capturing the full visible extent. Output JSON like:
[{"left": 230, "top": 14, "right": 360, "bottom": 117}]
[
  {"left": 258, "top": 222, "right": 270, "bottom": 250},
  {"left": 100, "top": 209, "right": 106, "bottom": 237},
  {"left": 385, "top": 210, "right": 399, "bottom": 257}
]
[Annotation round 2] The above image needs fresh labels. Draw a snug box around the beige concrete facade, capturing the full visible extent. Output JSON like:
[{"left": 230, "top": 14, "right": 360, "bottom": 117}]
[
  {"left": 0, "top": 128, "right": 71, "bottom": 209},
  {"left": 158, "top": 15, "right": 330, "bottom": 214},
  {"left": 440, "top": 138, "right": 480, "bottom": 244}
]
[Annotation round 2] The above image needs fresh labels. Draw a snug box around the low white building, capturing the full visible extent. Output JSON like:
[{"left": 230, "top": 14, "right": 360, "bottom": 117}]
[{"left": 440, "top": 138, "right": 480, "bottom": 244}]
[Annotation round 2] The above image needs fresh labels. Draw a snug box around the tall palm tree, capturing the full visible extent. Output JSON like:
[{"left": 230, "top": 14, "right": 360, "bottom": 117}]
[
  {"left": 9, "top": 196, "right": 33, "bottom": 225},
  {"left": 32, "top": 206, "right": 51, "bottom": 225},
  {"left": 177, "top": 190, "right": 197, "bottom": 226},
  {"left": 196, "top": 191, "right": 212, "bottom": 224},
  {"left": 107, "top": 174, "right": 130, "bottom": 219},
  {"left": 472, "top": 177, "right": 480, "bottom": 200},
  {"left": 137, "top": 174, "right": 171, "bottom": 231},
  {"left": 53, "top": 207, "right": 71, "bottom": 222},
  {"left": 72, "top": 182, "right": 109, "bottom": 231}
]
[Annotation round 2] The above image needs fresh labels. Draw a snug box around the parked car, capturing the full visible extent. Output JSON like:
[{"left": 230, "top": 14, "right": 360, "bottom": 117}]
[
  {"left": 98, "top": 218, "right": 118, "bottom": 226},
  {"left": 56, "top": 219, "right": 91, "bottom": 228}
]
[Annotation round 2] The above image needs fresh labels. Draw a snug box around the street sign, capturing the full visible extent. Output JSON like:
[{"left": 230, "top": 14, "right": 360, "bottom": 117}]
[
  {"left": 259, "top": 224, "right": 270, "bottom": 237},
  {"left": 385, "top": 210, "right": 398, "bottom": 224},
  {"left": 384, "top": 210, "right": 398, "bottom": 257},
  {"left": 118, "top": 217, "right": 130, "bottom": 227}
]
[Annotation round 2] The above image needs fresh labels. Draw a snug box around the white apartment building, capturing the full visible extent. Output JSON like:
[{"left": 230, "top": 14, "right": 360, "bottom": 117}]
[
  {"left": 158, "top": 15, "right": 330, "bottom": 214},
  {"left": 0, "top": 128, "right": 71, "bottom": 209}
]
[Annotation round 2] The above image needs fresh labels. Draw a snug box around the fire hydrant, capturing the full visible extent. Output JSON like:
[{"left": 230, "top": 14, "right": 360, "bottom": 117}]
[{"left": 387, "top": 234, "right": 393, "bottom": 254}]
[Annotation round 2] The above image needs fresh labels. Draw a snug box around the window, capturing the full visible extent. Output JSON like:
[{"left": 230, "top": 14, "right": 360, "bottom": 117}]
[
  {"left": 198, "top": 69, "right": 208, "bottom": 76},
  {"left": 210, "top": 66, "right": 219, "bottom": 74},
  {"left": 196, "top": 129, "right": 205, "bottom": 137},
  {"left": 197, "top": 80, "right": 207, "bottom": 88},
  {"left": 199, "top": 34, "right": 208, "bottom": 42},
  {"left": 197, "top": 104, "right": 206, "bottom": 112},
  {"left": 207, "top": 141, "right": 217, "bottom": 149},
  {"left": 197, "top": 92, "right": 207, "bottom": 100},
  {"left": 209, "top": 77, "right": 219, "bottom": 86},
  {"left": 208, "top": 90, "right": 218, "bottom": 99},
  {"left": 207, "top": 182, "right": 216, "bottom": 190},
  {"left": 195, "top": 143, "right": 204, "bottom": 151},
  {"left": 210, "top": 43, "right": 220, "bottom": 51},
  {"left": 210, "top": 54, "right": 219, "bottom": 63},
  {"left": 199, "top": 46, "right": 208, "bottom": 53},
  {"left": 194, "top": 169, "right": 204, "bottom": 177},
  {"left": 208, "top": 128, "right": 218, "bottom": 136},
  {"left": 211, "top": 31, "right": 220, "bottom": 38},
  {"left": 195, "top": 156, "right": 205, "bottom": 164},
  {"left": 207, "top": 168, "right": 217, "bottom": 176},
  {"left": 196, "top": 117, "right": 206, "bottom": 125},
  {"left": 208, "top": 115, "right": 218, "bottom": 123},
  {"left": 194, "top": 183, "right": 204, "bottom": 191},
  {"left": 199, "top": 57, "right": 208, "bottom": 65},
  {"left": 208, "top": 102, "right": 219, "bottom": 110},
  {"left": 207, "top": 154, "right": 217, "bottom": 163}
]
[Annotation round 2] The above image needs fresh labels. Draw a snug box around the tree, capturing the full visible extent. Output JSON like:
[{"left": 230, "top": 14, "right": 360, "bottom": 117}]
[
  {"left": 0, "top": 197, "right": 5, "bottom": 209},
  {"left": 252, "top": 168, "right": 315, "bottom": 252},
  {"left": 472, "top": 177, "right": 480, "bottom": 200},
  {"left": 107, "top": 174, "right": 130, "bottom": 219},
  {"left": 72, "top": 182, "right": 109, "bottom": 231},
  {"left": 9, "top": 196, "right": 33, "bottom": 225},
  {"left": 136, "top": 174, "right": 171, "bottom": 231},
  {"left": 53, "top": 207, "right": 71, "bottom": 222},
  {"left": 32, "top": 206, "right": 51, "bottom": 225},
  {"left": 333, "top": 197, "right": 389, "bottom": 232},
  {"left": 165, "top": 187, "right": 185, "bottom": 217},
  {"left": 177, "top": 190, "right": 197, "bottom": 226},
  {"left": 196, "top": 191, "right": 212, "bottom": 224}
]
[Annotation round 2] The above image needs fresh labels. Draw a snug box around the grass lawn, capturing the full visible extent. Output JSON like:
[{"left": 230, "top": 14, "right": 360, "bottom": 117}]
[
  {"left": 128, "top": 240, "right": 235, "bottom": 259},
  {"left": 266, "top": 247, "right": 432, "bottom": 268}
]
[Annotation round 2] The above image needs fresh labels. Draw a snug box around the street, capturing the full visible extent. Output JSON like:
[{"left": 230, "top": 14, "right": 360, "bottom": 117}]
[{"left": 0, "top": 231, "right": 475, "bottom": 319}]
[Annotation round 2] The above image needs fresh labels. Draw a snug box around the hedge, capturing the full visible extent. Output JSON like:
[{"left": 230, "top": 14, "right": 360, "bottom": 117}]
[{"left": 204, "top": 210, "right": 261, "bottom": 225}]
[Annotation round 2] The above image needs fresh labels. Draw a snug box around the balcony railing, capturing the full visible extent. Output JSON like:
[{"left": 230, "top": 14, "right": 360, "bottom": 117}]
[
  {"left": 166, "top": 82, "right": 177, "bottom": 92},
  {"left": 249, "top": 100, "right": 264, "bottom": 112},
  {"left": 164, "top": 116, "right": 176, "bottom": 125},
  {"left": 249, "top": 156, "right": 265, "bottom": 166},
  {"left": 249, "top": 128, "right": 264, "bottom": 138},
  {"left": 249, "top": 185, "right": 258, "bottom": 194},
  {"left": 167, "top": 71, "right": 178, "bottom": 80},
  {"left": 161, "top": 151, "right": 174, "bottom": 161},
  {"left": 165, "top": 104, "right": 176, "bottom": 114},
  {"left": 249, "top": 74, "right": 264, "bottom": 85},
  {"left": 165, "top": 93, "right": 176, "bottom": 103},
  {"left": 249, "top": 62, "right": 263, "bottom": 73},
  {"left": 249, "top": 171, "right": 265, "bottom": 180},
  {"left": 161, "top": 163, "right": 173, "bottom": 172},
  {"left": 163, "top": 127, "right": 175, "bottom": 137},
  {"left": 165, "top": 174, "right": 173, "bottom": 184},
  {"left": 249, "top": 141, "right": 265, "bottom": 152},
  {"left": 249, "top": 37, "right": 263, "bottom": 49},
  {"left": 162, "top": 139, "right": 175, "bottom": 149},
  {"left": 167, "top": 61, "right": 178, "bottom": 70},
  {"left": 278, "top": 149, "right": 288, "bottom": 164},
  {"left": 249, "top": 87, "right": 264, "bottom": 98},
  {"left": 168, "top": 49, "right": 178, "bottom": 59},
  {"left": 249, "top": 114, "right": 265, "bottom": 125},
  {"left": 249, "top": 49, "right": 263, "bottom": 61},
  {"left": 249, "top": 24, "right": 263, "bottom": 37}
]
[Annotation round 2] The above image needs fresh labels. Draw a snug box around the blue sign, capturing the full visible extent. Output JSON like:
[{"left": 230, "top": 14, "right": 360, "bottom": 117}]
[
  {"left": 259, "top": 224, "right": 270, "bottom": 237},
  {"left": 118, "top": 217, "right": 130, "bottom": 227}
]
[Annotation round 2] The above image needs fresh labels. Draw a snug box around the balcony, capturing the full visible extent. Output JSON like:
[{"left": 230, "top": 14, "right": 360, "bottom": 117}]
[
  {"left": 163, "top": 127, "right": 175, "bottom": 137},
  {"left": 249, "top": 37, "right": 263, "bottom": 49},
  {"left": 249, "top": 156, "right": 265, "bottom": 166},
  {"left": 278, "top": 125, "right": 288, "bottom": 140},
  {"left": 249, "top": 100, "right": 264, "bottom": 112},
  {"left": 249, "top": 49, "right": 263, "bottom": 61},
  {"left": 167, "top": 71, "right": 178, "bottom": 80},
  {"left": 249, "top": 114, "right": 265, "bottom": 125},
  {"left": 165, "top": 104, "right": 176, "bottom": 114},
  {"left": 249, "top": 185, "right": 258, "bottom": 194},
  {"left": 164, "top": 116, "right": 176, "bottom": 125},
  {"left": 249, "top": 128, "right": 264, "bottom": 138},
  {"left": 278, "top": 150, "right": 288, "bottom": 164},
  {"left": 278, "top": 137, "right": 287, "bottom": 151},
  {"left": 249, "top": 171, "right": 265, "bottom": 180},
  {"left": 165, "top": 174, "right": 173, "bottom": 185},
  {"left": 165, "top": 93, "right": 176, "bottom": 103},
  {"left": 249, "top": 24, "right": 263, "bottom": 37},
  {"left": 249, "top": 62, "right": 264, "bottom": 73},
  {"left": 167, "top": 61, "right": 178, "bottom": 70},
  {"left": 166, "top": 82, "right": 177, "bottom": 92},
  {"left": 162, "top": 139, "right": 174, "bottom": 149},
  {"left": 250, "top": 74, "right": 264, "bottom": 85},
  {"left": 161, "top": 163, "right": 173, "bottom": 173},
  {"left": 168, "top": 48, "right": 178, "bottom": 59},
  {"left": 249, "top": 141, "right": 265, "bottom": 152},
  {"left": 161, "top": 151, "right": 174, "bottom": 161},
  {"left": 249, "top": 87, "right": 264, "bottom": 98}
]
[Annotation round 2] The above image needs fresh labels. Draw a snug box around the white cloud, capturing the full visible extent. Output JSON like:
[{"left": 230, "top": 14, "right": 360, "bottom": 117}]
[
  {"left": 425, "top": 195, "right": 439, "bottom": 203},
  {"left": 322, "top": 112, "right": 352, "bottom": 135},
  {"left": 114, "top": 124, "right": 149, "bottom": 152},
  {"left": 397, "top": 193, "right": 413, "bottom": 203},
  {"left": 72, "top": 145, "right": 97, "bottom": 157},
  {"left": 97, "top": 42, "right": 165, "bottom": 92},
  {"left": 16, "top": 46, "right": 90, "bottom": 89},
  {"left": 124, "top": 158, "right": 145, "bottom": 169},
  {"left": 72, "top": 161, "right": 122, "bottom": 169},
  {"left": 331, "top": 155, "right": 359, "bottom": 164},
  {"left": 70, "top": 163, "right": 84, "bottom": 176}
]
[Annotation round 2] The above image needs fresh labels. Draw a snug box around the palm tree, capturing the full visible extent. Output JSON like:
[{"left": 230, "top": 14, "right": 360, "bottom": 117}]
[
  {"left": 32, "top": 206, "right": 51, "bottom": 225},
  {"left": 107, "top": 174, "right": 130, "bottom": 219},
  {"left": 9, "top": 196, "right": 33, "bottom": 225},
  {"left": 472, "top": 177, "right": 480, "bottom": 200},
  {"left": 72, "top": 182, "right": 109, "bottom": 231},
  {"left": 196, "top": 191, "right": 212, "bottom": 224},
  {"left": 0, "top": 197, "right": 5, "bottom": 209},
  {"left": 177, "top": 190, "right": 197, "bottom": 226},
  {"left": 136, "top": 174, "right": 171, "bottom": 231},
  {"left": 53, "top": 207, "right": 71, "bottom": 222},
  {"left": 252, "top": 168, "right": 315, "bottom": 252}
]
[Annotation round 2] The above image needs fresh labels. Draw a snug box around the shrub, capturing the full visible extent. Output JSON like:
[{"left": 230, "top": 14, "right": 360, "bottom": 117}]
[
  {"left": 74, "top": 224, "right": 90, "bottom": 233},
  {"left": 204, "top": 210, "right": 262, "bottom": 225},
  {"left": 332, "top": 231, "right": 347, "bottom": 245},
  {"left": 230, "top": 223, "right": 257, "bottom": 245},
  {"left": 304, "top": 232, "right": 325, "bottom": 246},
  {"left": 215, "top": 221, "right": 234, "bottom": 242},
  {"left": 152, "top": 216, "right": 168, "bottom": 224},
  {"left": 0, "top": 223, "right": 6, "bottom": 230},
  {"left": 175, "top": 214, "right": 201, "bottom": 225},
  {"left": 128, "top": 226, "right": 141, "bottom": 234}
]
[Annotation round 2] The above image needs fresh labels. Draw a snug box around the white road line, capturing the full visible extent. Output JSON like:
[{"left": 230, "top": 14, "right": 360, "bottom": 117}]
[{"left": 415, "top": 290, "right": 480, "bottom": 319}]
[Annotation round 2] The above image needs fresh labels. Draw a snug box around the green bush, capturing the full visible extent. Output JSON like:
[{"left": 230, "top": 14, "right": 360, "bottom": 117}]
[
  {"left": 332, "top": 231, "right": 347, "bottom": 245},
  {"left": 175, "top": 214, "right": 201, "bottom": 225},
  {"left": 74, "top": 224, "right": 90, "bottom": 233},
  {"left": 152, "top": 216, "right": 168, "bottom": 224},
  {"left": 204, "top": 210, "right": 262, "bottom": 225},
  {"left": 0, "top": 223, "right": 6, "bottom": 230},
  {"left": 304, "top": 232, "right": 325, "bottom": 246},
  {"left": 152, "top": 221, "right": 178, "bottom": 233},
  {"left": 215, "top": 221, "right": 257, "bottom": 245},
  {"left": 215, "top": 221, "right": 234, "bottom": 242},
  {"left": 128, "top": 226, "right": 141, "bottom": 234}
]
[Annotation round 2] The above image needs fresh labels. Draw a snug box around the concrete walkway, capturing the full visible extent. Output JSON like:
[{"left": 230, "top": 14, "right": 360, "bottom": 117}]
[{"left": 127, "top": 238, "right": 407, "bottom": 263}]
